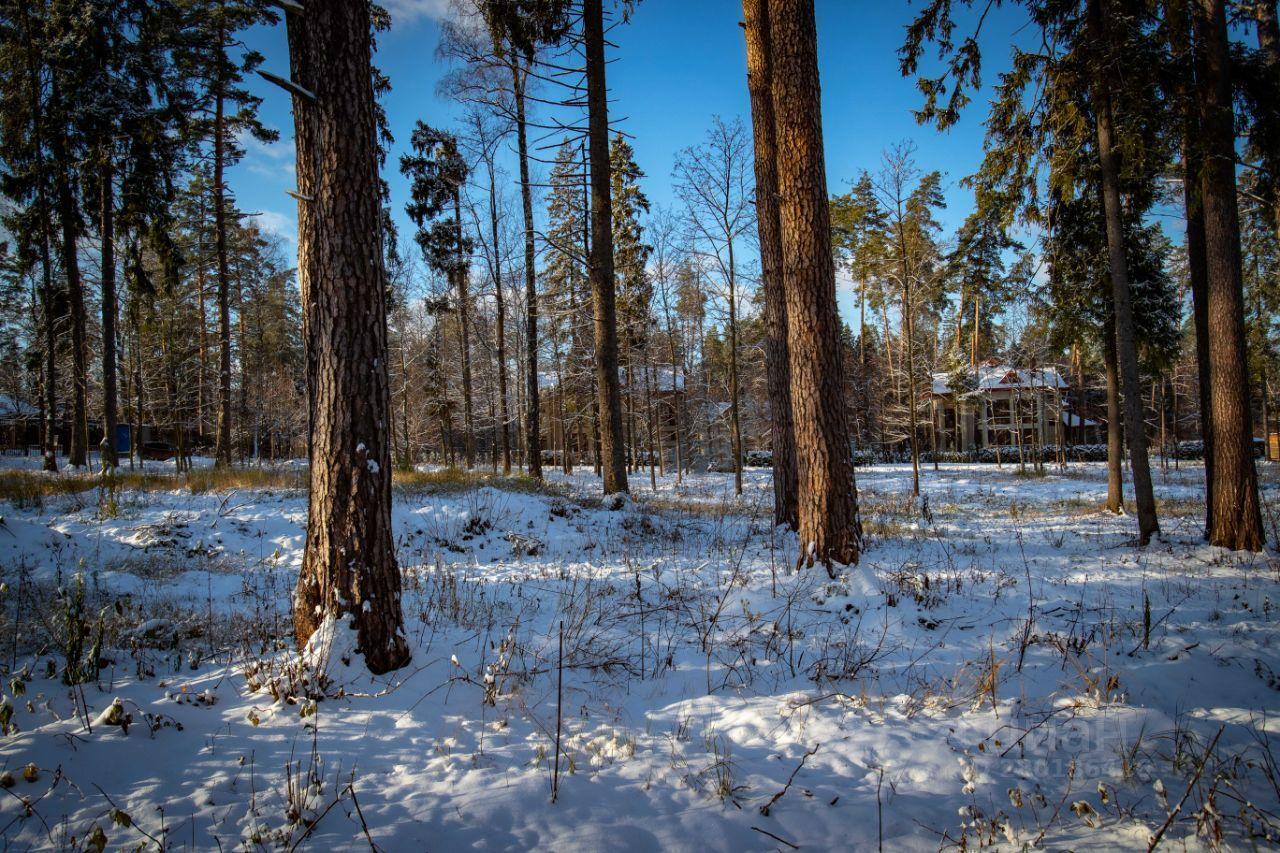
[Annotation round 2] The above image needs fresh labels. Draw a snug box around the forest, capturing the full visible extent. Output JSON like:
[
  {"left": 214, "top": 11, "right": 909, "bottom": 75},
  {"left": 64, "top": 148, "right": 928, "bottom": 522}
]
[{"left": 0, "top": 0, "right": 1276, "bottom": 849}]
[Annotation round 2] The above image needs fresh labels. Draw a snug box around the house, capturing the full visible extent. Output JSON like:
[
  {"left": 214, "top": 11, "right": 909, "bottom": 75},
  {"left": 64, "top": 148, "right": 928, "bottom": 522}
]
[
  {"left": 928, "top": 360, "right": 1103, "bottom": 452},
  {"left": 0, "top": 394, "right": 41, "bottom": 453}
]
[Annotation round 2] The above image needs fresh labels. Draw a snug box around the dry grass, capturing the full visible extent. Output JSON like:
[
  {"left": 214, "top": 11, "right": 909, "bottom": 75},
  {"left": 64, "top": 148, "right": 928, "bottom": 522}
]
[
  {"left": 1154, "top": 496, "right": 1206, "bottom": 518},
  {"left": 185, "top": 467, "right": 307, "bottom": 493},
  {"left": 0, "top": 464, "right": 565, "bottom": 508},
  {"left": 0, "top": 466, "right": 309, "bottom": 503},
  {"left": 392, "top": 467, "right": 567, "bottom": 497}
]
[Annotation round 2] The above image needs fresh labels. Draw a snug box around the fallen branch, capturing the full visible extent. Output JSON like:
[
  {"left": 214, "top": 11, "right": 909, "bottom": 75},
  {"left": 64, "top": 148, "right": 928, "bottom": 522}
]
[
  {"left": 759, "top": 743, "right": 820, "bottom": 816},
  {"left": 751, "top": 825, "right": 799, "bottom": 849},
  {"left": 1147, "top": 725, "right": 1224, "bottom": 851}
]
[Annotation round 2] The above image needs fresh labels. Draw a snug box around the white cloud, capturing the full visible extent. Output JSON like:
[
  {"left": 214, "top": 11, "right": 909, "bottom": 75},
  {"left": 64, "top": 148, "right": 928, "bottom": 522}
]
[
  {"left": 380, "top": 0, "right": 455, "bottom": 25},
  {"left": 239, "top": 130, "right": 297, "bottom": 179},
  {"left": 254, "top": 209, "right": 298, "bottom": 248}
]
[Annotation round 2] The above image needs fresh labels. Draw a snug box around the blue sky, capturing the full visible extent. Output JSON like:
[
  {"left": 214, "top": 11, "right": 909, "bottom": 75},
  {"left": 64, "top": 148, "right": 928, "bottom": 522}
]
[{"left": 231, "top": 1, "right": 1030, "bottom": 320}]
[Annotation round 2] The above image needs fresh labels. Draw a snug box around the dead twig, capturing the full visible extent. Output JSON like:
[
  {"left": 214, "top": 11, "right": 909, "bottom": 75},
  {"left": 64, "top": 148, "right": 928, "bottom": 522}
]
[
  {"left": 1147, "top": 725, "right": 1224, "bottom": 852},
  {"left": 759, "top": 743, "right": 820, "bottom": 816},
  {"left": 751, "top": 825, "right": 799, "bottom": 849}
]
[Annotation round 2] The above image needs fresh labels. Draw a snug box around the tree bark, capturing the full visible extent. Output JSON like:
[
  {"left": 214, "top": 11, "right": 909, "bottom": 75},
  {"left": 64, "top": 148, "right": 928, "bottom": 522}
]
[
  {"left": 285, "top": 3, "right": 317, "bottom": 461},
  {"left": 768, "top": 0, "right": 863, "bottom": 572},
  {"left": 290, "top": 0, "right": 409, "bottom": 673},
  {"left": 742, "top": 0, "right": 798, "bottom": 528},
  {"left": 584, "top": 0, "right": 628, "bottom": 496},
  {"left": 1087, "top": 0, "right": 1159, "bottom": 544},
  {"left": 100, "top": 160, "right": 118, "bottom": 468},
  {"left": 513, "top": 63, "right": 541, "bottom": 479},
  {"left": 1167, "top": 0, "right": 1216, "bottom": 534},
  {"left": 1104, "top": 311, "right": 1124, "bottom": 514},
  {"left": 1192, "top": 0, "right": 1265, "bottom": 550}
]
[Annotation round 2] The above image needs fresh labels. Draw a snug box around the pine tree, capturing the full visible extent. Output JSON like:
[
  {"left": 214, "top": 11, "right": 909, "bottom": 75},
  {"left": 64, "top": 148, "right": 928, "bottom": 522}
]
[
  {"left": 768, "top": 0, "right": 863, "bottom": 572},
  {"left": 288, "top": 0, "right": 408, "bottom": 674},
  {"left": 400, "top": 122, "right": 477, "bottom": 468},
  {"left": 476, "top": 0, "right": 571, "bottom": 480},
  {"left": 0, "top": 0, "right": 59, "bottom": 470},
  {"left": 1085, "top": 0, "right": 1158, "bottom": 543},
  {"left": 947, "top": 208, "right": 1019, "bottom": 368},
  {"left": 830, "top": 172, "right": 890, "bottom": 454},
  {"left": 1189, "top": 0, "right": 1265, "bottom": 550},
  {"left": 902, "top": 0, "right": 1173, "bottom": 543},
  {"left": 742, "top": 0, "right": 798, "bottom": 528},
  {"left": 583, "top": 0, "right": 628, "bottom": 496},
  {"left": 186, "top": 0, "right": 277, "bottom": 467}
]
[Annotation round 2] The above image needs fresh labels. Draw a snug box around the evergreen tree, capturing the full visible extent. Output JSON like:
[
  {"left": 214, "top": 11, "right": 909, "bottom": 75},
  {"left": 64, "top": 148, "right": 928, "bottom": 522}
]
[
  {"left": 184, "top": 0, "right": 277, "bottom": 467},
  {"left": 583, "top": 0, "right": 628, "bottom": 496},
  {"left": 610, "top": 133, "right": 653, "bottom": 478},
  {"left": 902, "top": 0, "right": 1172, "bottom": 544},
  {"left": 400, "top": 122, "right": 477, "bottom": 468}
]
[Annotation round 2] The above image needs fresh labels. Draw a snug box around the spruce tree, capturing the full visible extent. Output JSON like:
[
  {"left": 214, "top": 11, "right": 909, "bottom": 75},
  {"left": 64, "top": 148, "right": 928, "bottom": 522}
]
[{"left": 610, "top": 134, "right": 652, "bottom": 478}]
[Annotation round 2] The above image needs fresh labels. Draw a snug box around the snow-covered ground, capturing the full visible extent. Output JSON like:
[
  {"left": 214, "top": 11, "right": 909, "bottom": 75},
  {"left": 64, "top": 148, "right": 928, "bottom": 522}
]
[{"left": 0, "top": 458, "right": 1277, "bottom": 850}]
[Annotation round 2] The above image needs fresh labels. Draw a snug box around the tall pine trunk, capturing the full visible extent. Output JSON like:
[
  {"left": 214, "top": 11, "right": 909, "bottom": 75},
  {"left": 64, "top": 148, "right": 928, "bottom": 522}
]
[
  {"left": 742, "top": 0, "right": 798, "bottom": 528},
  {"left": 39, "top": 215, "right": 57, "bottom": 471},
  {"left": 513, "top": 63, "right": 541, "bottom": 479},
  {"left": 290, "top": 0, "right": 409, "bottom": 673},
  {"left": 285, "top": 3, "right": 316, "bottom": 460},
  {"left": 1088, "top": 0, "right": 1159, "bottom": 544},
  {"left": 1192, "top": 0, "right": 1265, "bottom": 550},
  {"left": 584, "top": 0, "right": 628, "bottom": 496},
  {"left": 1104, "top": 310, "right": 1124, "bottom": 513},
  {"left": 902, "top": 254, "right": 920, "bottom": 496},
  {"left": 100, "top": 160, "right": 118, "bottom": 468},
  {"left": 768, "top": 0, "right": 862, "bottom": 572},
  {"left": 1166, "top": 0, "right": 1216, "bottom": 532}
]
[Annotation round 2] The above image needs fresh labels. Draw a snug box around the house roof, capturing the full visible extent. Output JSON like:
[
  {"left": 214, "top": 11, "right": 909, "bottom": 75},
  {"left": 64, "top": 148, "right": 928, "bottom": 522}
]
[{"left": 931, "top": 363, "right": 1070, "bottom": 395}]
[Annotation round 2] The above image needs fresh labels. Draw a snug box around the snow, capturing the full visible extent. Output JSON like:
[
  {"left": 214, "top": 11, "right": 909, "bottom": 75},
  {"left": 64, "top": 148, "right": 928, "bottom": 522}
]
[
  {"left": 0, "top": 457, "right": 1277, "bottom": 849},
  {"left": 932, "top": 362, "right": 1071, "bottom": 395}
]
